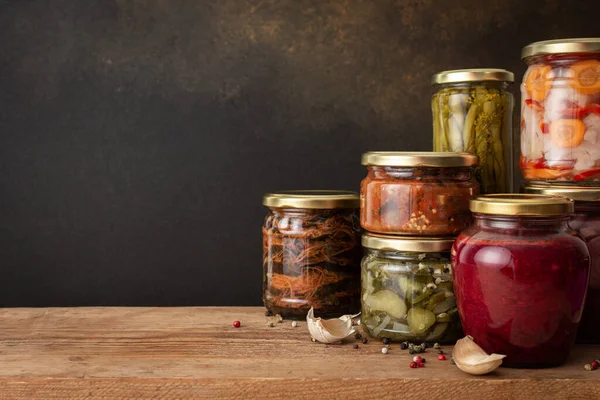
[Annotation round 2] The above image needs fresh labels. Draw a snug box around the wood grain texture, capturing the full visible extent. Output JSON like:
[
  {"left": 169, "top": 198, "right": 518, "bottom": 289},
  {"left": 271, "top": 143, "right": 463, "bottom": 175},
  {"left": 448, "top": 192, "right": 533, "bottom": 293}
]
[{"left": 0, "top": 307, "right": 599, "bottom": 399}]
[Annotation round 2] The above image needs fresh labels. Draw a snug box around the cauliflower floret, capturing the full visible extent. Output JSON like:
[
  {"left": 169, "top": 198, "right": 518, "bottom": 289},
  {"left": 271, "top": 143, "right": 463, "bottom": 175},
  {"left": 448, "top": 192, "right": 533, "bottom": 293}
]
[
  {"left": 584, "top": 113, "right": 600, "bottom": 134},
  {"left": 544, "top": 85, "right": 590, "bottom": 122}
]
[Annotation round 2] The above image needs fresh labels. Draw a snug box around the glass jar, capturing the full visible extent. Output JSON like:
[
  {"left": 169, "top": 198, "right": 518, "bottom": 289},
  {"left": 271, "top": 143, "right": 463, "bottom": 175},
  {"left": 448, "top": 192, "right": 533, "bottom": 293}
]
[
  {"left": 432, "top": 69, "right": 514, "bottom": 194},
  {"left": 361, "top": 234, "right": 461, "bottom": 343},
  {"left": 262, "top": 191, "right": 361, "bottom": 319},
  {"left": 452, "top": 194, "right": 590, "bottom": 368},
  {"left": 523, "top": 184, "right": 600, "bottom": 344},
  {"left": 520, "top": 38, "right": 600, "bottom": 184},
  {"left": 361, "top": 152, "right": 479, "bottom": 236}
]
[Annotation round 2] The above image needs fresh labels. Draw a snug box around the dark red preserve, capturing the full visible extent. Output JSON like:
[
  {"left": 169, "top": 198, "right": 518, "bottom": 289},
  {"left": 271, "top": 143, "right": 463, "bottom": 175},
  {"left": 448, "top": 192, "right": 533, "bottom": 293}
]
[
  {"left": 524, "top": 184, "right": 600, "bottom": 344},
  {"left": 452, "top": 194, "right": 590, "bottom": 368}
]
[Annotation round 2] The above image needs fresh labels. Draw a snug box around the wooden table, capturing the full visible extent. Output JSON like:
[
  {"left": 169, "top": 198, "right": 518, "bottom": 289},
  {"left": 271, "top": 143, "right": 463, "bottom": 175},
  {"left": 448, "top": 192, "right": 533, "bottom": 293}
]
[{"left": 0, "top": 307, "right": 598, "bottom": 399}]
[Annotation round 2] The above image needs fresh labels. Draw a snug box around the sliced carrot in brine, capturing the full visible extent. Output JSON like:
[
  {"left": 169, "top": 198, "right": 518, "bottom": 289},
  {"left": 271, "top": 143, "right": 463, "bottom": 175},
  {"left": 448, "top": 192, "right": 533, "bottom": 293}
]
[
  {"left": 569, "top": 60, "right": 600, "bottom": 95},
  {"left": 549, "top": 119, "right": 586, "bottom": 148},
  {"left": 524, "top": 64, "right": 552, "bottom": 103}
]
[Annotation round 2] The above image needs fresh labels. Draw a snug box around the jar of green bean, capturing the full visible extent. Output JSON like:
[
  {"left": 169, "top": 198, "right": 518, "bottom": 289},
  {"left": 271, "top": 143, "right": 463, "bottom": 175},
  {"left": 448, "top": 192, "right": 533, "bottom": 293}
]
[{"left": 432, "top": 69, "right": 514, "bottom": 194}]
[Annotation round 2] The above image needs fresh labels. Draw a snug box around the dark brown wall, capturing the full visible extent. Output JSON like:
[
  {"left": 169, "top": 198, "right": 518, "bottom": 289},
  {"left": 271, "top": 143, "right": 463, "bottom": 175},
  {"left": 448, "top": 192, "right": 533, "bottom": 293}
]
[{"left": 0, "top": 0, "right": 598, "bottom": 306}]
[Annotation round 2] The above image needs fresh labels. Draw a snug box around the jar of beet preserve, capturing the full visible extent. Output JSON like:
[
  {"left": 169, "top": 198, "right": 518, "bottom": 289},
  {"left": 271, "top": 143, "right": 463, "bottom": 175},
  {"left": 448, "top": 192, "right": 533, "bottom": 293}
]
[
  {"left": 452, "top": 194, "right": 590, "bottom": 368},
  {"left": 361, "top": 152, "right": 479, "bottom": 236},
  {"left": 361, "top": 234, "right": 461, "bottom": 343},
  {"left": 520, "top": 38, "right": 600, "bottom": 184},
  {"left": 523, "top": 184, "right": 600, "bottom": 344},
  {"left": 262, "top": 191, "right": 361, "bottom": 319}
]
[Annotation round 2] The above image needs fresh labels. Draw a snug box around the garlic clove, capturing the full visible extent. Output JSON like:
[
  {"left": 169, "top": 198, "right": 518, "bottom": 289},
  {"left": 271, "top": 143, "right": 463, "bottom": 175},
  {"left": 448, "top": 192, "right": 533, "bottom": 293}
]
[
  {"left": 452, "top": 335, "right": 506, "bottom": 375},
  {"left": 306, "top": 307, "right": 356, "bottom": 344}
]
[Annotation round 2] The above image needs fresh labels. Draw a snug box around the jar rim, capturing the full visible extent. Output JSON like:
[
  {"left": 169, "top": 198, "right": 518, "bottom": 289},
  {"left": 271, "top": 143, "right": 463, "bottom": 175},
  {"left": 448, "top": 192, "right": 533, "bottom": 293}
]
[
  {"left": 431, "top": 68, "right": 514, "bottom": 85},
  {"left": 521, "top": 38, "right": 600, "bottom": 60},
  {"left": 262, "top": 190, "right": 359, "bottom": 209},
  {"left": 523, "top": 184, "right": 600, "bottom": 202},
  {"left": 361, "top": 151, "right": 478, "bottom": 167},
  {"left": 362, "top": 233, "right": 454, "bottom": 252},
  {"left": 470, "top": 194, "right": 574, "bottom": 216}
]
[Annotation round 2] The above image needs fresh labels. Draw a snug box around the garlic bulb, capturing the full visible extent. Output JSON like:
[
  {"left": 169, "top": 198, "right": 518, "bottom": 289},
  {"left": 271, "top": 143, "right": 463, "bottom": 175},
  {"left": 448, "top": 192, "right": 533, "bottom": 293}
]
[
  {"left": 452, "top": 335, "right": 506, "bottom": 375},
  {"left": 306, "top": 307, "right": 356, "bottom": 344}
]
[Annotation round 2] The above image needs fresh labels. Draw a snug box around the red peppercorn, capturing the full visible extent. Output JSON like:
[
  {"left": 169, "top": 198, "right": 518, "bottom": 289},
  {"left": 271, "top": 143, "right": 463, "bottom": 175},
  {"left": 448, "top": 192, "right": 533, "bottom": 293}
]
[
  {"left": 438, "top": 354, "right": 446, "bottom": 361},
  {"left": 409, "top": 362, "right": 418, "bottom": 369},
  {"left": 233, "top": 320, "right": 241, "bottom": 328},
  {"left": 592, "top": 361, "right": 599, "bottom": 370},
  {"left": 418, "top": 362, "right": 425, "bottom": 368},
  {"left": 412, "top": 356, "right": 423, "bottom": 363}
]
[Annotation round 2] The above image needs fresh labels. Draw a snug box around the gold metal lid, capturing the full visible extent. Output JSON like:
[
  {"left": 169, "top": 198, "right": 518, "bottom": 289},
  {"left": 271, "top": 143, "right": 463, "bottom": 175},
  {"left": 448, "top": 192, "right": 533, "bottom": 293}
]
[
  {"left": 431, "top": 68, "right": 514, "bottom": 85},
  {"left": 470, "top": 194, "right": 574, "bottom": 216},
  {"left": 362, "top": 233, "right": 455, "bottom": 253},
  {"left": 361, "top": 151, "right": 478, "bottom": 167},
  {"left": 523, "top": 184, "right": 600, "bottom": 202},
  {"left": 522, "top": 38, "right": 600, "bottom": 59},
  {"left": 262, "top": 190, "right": 359, "bottom": 209}
]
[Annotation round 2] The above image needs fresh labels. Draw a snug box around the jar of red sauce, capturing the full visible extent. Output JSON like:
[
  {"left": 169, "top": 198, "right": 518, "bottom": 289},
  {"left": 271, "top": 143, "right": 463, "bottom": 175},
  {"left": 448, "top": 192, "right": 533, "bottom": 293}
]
[
  {"left": 523, "top": 184, "right": 600, "bottom": 344},
  {"left": 452, "top": 194, "right": 590, "bottom": 367},
  {"left": 520, "top": 38, "right": 600, "bottom": 184},
  {"left": 361, "top": 152, "right": 479, "bottom": 236}
]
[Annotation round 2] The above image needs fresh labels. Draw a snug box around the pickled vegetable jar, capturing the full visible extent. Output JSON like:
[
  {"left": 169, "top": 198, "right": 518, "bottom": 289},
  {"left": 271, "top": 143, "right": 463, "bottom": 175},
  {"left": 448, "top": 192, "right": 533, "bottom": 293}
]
[
  {"left": 361, "top": 234, "right": 461, "bottom": 343},
  {"left": 452, "top": 194, "right": 590, "bottom": 367},
  {"left": 262, "top": 191, "right": 361, "bottom": 319},
  {"left": 432, "top": 69, "right": 514, "bottom": 194},
  {"left": 520, "top": 38, "right": 600, "bottom": 183},
  {"left": 523, "top": 184, "right": 600, "bottom": 344},
  {"left": 361, "top": 152, "right": 479, "bottom": 236}
]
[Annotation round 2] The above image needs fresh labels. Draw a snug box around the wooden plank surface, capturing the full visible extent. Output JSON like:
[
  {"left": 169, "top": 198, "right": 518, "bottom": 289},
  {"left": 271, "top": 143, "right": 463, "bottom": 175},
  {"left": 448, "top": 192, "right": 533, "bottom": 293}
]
[{"left": 0, "top": 307, "right": 598, "bottom": 399}]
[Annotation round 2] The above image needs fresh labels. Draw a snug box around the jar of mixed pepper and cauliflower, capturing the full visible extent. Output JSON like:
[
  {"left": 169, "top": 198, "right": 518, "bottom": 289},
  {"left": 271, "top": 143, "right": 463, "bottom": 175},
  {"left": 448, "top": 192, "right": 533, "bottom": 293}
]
[
  {"left": 520, "top": 38, "right": 600, "bottom": 183},
  {"left": 361, "top": 234, "right": 461, "bottom": 343},
  {"left": 523, "top": 184, "right": 600, "bottom": 344},
  {"left": 360, "top": 152, "right": 479, "bottom": 236}
]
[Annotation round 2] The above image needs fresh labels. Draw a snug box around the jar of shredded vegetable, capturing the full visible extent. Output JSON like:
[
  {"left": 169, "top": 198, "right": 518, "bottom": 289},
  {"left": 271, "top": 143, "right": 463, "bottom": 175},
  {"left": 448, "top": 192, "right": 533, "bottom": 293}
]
[
  {"left": 262, "top": 191, "right": 361, "bottom": 319},
  {"left": 523, "top": 184, "right": 600, "bottom": 344},
  {"left": 432, "top": 69, "right": 514, "bottom": 194},
  {"left": 520, "top": 38, "right": 600, "bottom": 184},
  {"left": 361, "top": 234, "right": 461, "bottom": 343}
]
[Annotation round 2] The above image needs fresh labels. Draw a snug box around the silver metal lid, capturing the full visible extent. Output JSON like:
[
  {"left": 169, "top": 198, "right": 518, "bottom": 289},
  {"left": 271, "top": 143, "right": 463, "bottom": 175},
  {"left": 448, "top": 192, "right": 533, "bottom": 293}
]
[
  {"left": 431, "top": 69, "right": 514, "bottom": 85},
  {"left": 522, "top": 38, "right": 600, "bottom": 59}
]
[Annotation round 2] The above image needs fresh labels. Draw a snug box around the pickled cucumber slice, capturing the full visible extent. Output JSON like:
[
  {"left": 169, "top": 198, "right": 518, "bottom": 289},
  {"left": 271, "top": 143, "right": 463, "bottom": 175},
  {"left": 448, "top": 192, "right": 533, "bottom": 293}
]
[
  {"left": 407, "top": 308, "right": 436, "bottom": 335},
  {"left": 432, "top": 296, "right": 456, "bottom": 314},
  {"left": 364, "top": 290, "right": 407, "bottom": 319},
  {"left": 408, "top": 287, "right": 432, "bottom": 304},
  {"left": 424, "top": 322, "right": 449, "bottom": 341},
  {"left": 426, "top": 292, "right": 446, "bottom": 311}
]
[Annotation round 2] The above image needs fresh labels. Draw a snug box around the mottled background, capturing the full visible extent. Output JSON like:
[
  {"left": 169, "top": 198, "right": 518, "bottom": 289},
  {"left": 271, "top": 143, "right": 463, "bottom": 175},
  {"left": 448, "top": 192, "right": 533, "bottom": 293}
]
[{"left": 0, "top": 0, "right": 598, "bottom": 306}]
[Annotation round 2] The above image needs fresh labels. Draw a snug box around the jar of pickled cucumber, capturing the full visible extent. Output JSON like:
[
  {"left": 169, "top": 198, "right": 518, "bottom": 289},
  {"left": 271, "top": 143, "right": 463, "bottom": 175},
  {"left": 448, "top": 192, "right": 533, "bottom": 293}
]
[
  {"left": 520, "top": 38, "right": 600, "bottom": 184},
  {"left": 361, "top": 234, "right": 461, "bottom": 343},
  {"left": 432, "top": 69, "right": 515, "bottom": 194}
]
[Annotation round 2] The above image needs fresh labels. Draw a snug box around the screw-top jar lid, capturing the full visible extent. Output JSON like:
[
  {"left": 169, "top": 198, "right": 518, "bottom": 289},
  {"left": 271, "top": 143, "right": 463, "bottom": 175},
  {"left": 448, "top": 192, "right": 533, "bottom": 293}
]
[
  {"left": 521, "top": 38, "right": 600, "bottom": 60},
  {"left": 361, "top": 151, "right": 478, "bottom": 167},
  {"left": 470, "top": 194, "right": 574, "bottom": 216},
  {"left": 362, "top": 233, "right": 455, "bottom": 253},
  {"left": 431, "top": 68, "right": 514, "bottom": 85},
  {"left": 523, "top": 184, "right": 600, "bottom": 202},
  {"left": 262, "top": 190, "right": 359, "bottom": 209}
]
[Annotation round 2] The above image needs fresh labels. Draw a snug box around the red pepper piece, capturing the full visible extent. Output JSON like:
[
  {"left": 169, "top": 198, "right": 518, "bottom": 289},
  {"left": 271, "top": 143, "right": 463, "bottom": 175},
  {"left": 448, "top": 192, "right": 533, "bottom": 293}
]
[
  {"left": 561, "top": 103, "right": 600, "bottom": 119},
  {"left": 573, "top": 168, "right": 600, "bottom": 182},
  {"left": 525, "top": 98, "right": 545, "bottom": 112},
  {"left": 540, "top": 121, "right": 550, "bottom": 134}
]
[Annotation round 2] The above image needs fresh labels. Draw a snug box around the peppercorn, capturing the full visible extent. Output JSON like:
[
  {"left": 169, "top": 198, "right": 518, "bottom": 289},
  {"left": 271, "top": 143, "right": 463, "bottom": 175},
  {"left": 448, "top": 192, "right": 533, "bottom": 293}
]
[
  {"left": 421, "top": 358, "right": 426, "bottom": 363},
  {"left": 433, "top": 343, "right": 441, "bottom": 349},
  {"left": 353, "top": 344, "right": 359, "bottom": 349},
  {"left": 418, "top": 362, "right": 425, "bottom": 368},
  {"left": 311, "top": 338, "right": 317, "bottom": 342},
  {"left": 233, "top": 321, "right": 241, "bottom": 328},
  {"left": 438, "top": 350, "right": 444, "bottom": 355},
  {"left": 291, "top": 321, "right": 298, "bottom": 328},
  {"left": 362, "top": 337, "right": 368, "bottom": 344},
  {"left": 592, "top": 361, "right": 599, "bottom": 370},
  {"left": 381, "top": 347, "right": 389, "bottom": 354},
  {"left": 409, "top": 362, "right": 418, "bottom": 368},
  {"left": 400, "top": 342, "right": 408, "bottom": 350},
  {"left": 409, "top": 349, "right": 415, "bottom": 355},
  {"left": 421, "top": 342, "right": 429, "bottom": 349},
  {"left": 413, "top": 356, "right": 422, "bottom": 363},
  {"left": 585, "top": 364, "right": 593, "bottom": 371},
  {"left": 382, "top": 338, "right": 391, "bottom": 345},
  {"left": 438, "top": 354, "right": 446, "bottom": 361},
  {"left": 355, "top": 333, "right": 362, "bottom": 340}
]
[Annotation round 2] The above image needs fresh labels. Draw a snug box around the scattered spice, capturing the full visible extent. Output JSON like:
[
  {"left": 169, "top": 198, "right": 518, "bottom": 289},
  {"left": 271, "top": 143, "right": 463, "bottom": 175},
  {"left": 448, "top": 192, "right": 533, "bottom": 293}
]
[
  {"left": 263, "top": 205, "right": 361, "bottom": 319},
  {"left": 421, "top": 358, "right": 426, "bottom": 363},
  {"left": 232, "top": 321, "right": 241, "bottom": 328},
  {"left": 269, "top": 322, "right": 276, "bottom": 328},
  {"left": 592, "top": 361, "right": 599, "bottom": 370},
  {"left": 433, "top": 343, "right": 441, "bottom": 349},
  {"left": 400, "top": 342, "right": 408, "bottom": 350},
  {"left": 381, "top": 347, "right": 389, "bottom": 354},
  {"left": 450, "top": 358, "right": 456, "bottom": 365},
  {"left": 418, "top": 362, "right": 425, "bottom": 368},
  {"left": 265, "top": 310, "right": 273, "bottom": 317},
  {"left": 409, "top": 362, "right": 418, "bottom": 369},
  {"left": 382, "top": 338, "right": 391, "bottom": 345},
  {"left": 353, "top": 344, "right": 359, "bottom": 349},
  {"left": 413, "top": 356, "right": 423, "bottom": 363},
  {"left": 362, "top": 337, "right": 369, "bottom": 344},
  {"left": 291, "top": 321, "right": 298, "bottom": 328},
  {"left": 438, "top": 350, "right": 445, "bottom": 355},
  {"left": 355, "top": 332, "right": 362, "bottom": 340},
  {"left": 585, "top": 364, "right": 593, "bottom": 371},
  {"left": 438, "top": 354, "right": 447, "bottom": 361}
]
